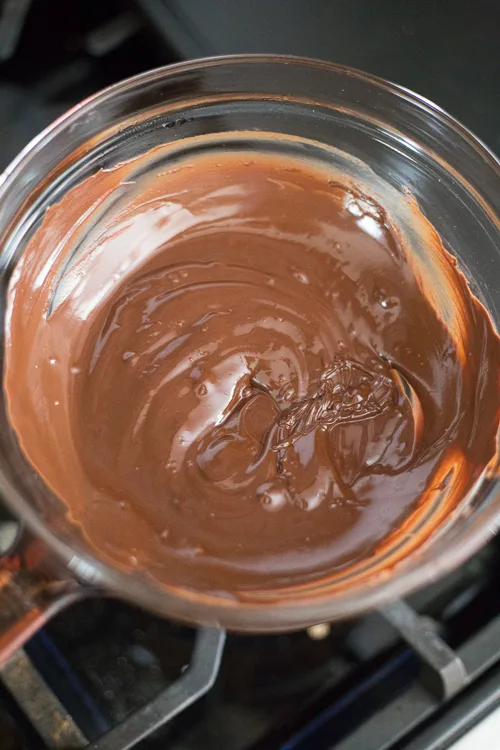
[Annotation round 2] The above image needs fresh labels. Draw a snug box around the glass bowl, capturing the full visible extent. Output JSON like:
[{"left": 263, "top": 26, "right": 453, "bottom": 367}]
[{"left": 0, "top": 55, "right": 499, "bottom": 633}]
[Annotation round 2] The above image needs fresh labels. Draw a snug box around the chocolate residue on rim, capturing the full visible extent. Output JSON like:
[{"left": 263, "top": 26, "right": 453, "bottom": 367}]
[{"left": 5, "top": 148, "right": 500, "bottom": 596}]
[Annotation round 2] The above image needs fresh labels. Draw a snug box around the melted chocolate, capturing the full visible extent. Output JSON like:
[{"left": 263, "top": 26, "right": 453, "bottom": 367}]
[{"left": 5, "top": 149, "right": 500, "bottom": 596}]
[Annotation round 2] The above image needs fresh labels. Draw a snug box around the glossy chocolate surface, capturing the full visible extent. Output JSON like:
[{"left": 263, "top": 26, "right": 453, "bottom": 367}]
[{"left": 5, "top": 149, "right": 500, "bottom": 596}]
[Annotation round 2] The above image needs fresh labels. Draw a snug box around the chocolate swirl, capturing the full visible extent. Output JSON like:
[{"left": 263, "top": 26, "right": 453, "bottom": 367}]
[{"left": 5, "top": 149, "right": 500, "bottom": 595}]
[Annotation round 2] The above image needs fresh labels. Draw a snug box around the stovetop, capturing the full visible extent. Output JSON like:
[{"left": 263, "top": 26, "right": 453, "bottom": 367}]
[
  {"left": 0, "top": 2, "right": 499, "bottom": 749},
  {"left": 2, "top": 536, "right": 500, "bottom": 749}
]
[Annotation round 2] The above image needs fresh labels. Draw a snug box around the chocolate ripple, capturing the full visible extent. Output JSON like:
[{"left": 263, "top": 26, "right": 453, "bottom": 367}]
[{"left": 5, "top": 148, "right": 500, "bottom": 595}]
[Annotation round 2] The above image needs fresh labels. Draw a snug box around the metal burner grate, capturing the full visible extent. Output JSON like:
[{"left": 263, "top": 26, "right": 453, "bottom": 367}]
[{"left": 1, "top": 573, "right": 500, "bottom": 750}]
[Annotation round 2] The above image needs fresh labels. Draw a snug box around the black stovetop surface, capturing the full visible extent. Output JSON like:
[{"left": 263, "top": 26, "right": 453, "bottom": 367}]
[{"left": 0, "top": 2, "right": 499, "bottom": 749}]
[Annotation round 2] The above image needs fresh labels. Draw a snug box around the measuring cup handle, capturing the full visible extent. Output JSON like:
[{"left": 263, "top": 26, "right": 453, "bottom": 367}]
[{"left": 0, "top": 531, "right": 83, "bottom": 665}]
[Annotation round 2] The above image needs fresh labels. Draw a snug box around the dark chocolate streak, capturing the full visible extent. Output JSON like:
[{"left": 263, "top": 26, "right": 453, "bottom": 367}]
[{"left": 5, "top": 150, "right": 500, "bottom": 596}]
